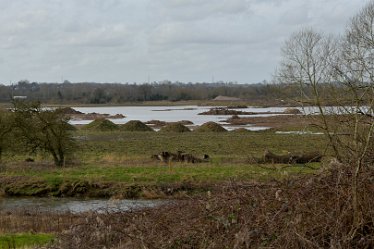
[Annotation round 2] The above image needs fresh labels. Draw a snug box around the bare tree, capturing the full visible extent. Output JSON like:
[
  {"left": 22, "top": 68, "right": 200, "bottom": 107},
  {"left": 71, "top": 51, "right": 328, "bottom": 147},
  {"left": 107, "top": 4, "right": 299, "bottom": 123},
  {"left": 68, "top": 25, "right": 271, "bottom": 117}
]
[
  {"left": 277, "top": 28, "right": 342, "bottom": 158},
  {"left": 332, "top": 2, "right": 374, "bottom": 235},
  {"left": 278, "top": 2, "right": 374, "bottom": 240}
]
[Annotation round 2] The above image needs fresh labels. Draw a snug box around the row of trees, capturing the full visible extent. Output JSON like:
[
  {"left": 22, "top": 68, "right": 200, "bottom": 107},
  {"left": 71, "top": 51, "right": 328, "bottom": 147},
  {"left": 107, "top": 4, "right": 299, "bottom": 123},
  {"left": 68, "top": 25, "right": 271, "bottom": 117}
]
[
  {"left": 0, "top": 81, "right": 342, "bottom": 105},
  {"left": 0, "top": 101, "right": 75, "bottom": 166}
]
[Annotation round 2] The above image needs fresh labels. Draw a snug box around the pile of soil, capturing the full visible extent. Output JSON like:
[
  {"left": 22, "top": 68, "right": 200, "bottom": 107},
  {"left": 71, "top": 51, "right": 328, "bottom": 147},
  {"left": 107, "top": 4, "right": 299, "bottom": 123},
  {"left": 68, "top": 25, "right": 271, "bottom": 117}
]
[
  {"left": 194, "top": 122, "right": 227, "bottom": 132},
  {"left": 176, "top": 120, "right": 194, "bottom": 125},
  {"left": 159, "top": 123, "right": 191, "bottom": 132},
  {"left": 57, "top": 107, "right": 83, "bottom": 115},
  {"left": 74, "top": 113, "right": 125, "bottom": 120},
  {"left": 145, "top": 120, "right": 167, "bottom": 126},
  {"left": 62, "top": 108, "right": 126, "bottom": 121},
  {"left": 226, "top": 105, "right": 248, "bottom": 109},
  {"left": 84, "top": 118, "right": 119, "bottom": 131},
  {"left": 284, "top": 107, "right": 302, "bottom": 114},
  {"left": 121, "top": 120, "right": 153, "bottom": 132},
  {"left": 225, "top": 114, "right": 311, "bottom": 129},
  {"left": 198, "top": 108, "right": 256, "bottom": 115},
  {"left": 146, "top": 120, "right": 194, "bottom": 127}
]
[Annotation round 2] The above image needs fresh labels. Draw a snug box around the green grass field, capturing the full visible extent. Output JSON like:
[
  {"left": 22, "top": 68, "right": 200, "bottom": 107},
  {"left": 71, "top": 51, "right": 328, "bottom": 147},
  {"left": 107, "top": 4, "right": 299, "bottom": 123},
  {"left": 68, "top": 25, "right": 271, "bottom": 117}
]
[
  {"left": 0, "top": 130, "right": 327, "bottom": 197},
  {"left": 76, "top": 130, "right": 326, "bottom": 159}
]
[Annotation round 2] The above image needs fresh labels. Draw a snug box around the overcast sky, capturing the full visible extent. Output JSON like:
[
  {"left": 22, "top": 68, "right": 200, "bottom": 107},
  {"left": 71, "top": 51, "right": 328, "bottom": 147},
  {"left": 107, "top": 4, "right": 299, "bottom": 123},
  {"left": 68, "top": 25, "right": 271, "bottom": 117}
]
[{"left": 0, "top": 0, "right": 371, "bottom": 84}]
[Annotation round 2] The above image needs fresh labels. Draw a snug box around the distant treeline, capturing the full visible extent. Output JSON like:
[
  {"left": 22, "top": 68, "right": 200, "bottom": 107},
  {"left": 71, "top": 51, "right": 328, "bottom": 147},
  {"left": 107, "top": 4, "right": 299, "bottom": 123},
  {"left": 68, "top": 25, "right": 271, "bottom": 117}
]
[{"left": 0, "top": 80, "right": 336, "bottom": 105}]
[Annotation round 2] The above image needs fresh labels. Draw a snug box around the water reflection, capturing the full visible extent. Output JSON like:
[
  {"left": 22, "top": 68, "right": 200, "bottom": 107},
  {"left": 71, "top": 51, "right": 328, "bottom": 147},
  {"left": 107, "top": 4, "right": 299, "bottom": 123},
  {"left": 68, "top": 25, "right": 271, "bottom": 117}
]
[
  {"left": 70, "top": 105, "right": 295, "bottom": 131},
  {"left": 0, "top": 197, "right": 166, "bottom": 214}
]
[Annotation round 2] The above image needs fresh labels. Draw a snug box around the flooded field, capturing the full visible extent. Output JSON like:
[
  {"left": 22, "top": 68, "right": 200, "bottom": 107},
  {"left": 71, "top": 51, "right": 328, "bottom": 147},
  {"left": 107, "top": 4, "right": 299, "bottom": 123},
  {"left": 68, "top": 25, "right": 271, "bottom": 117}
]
[{"left": 70, "top": 105, "right": 298, "bottom": 131}]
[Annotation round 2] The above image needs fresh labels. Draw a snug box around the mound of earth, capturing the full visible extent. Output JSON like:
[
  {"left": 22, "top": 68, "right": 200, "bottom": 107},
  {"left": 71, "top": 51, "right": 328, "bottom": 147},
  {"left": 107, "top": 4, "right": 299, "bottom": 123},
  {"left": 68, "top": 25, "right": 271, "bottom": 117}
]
[
  {"left": 63, "top": 108, "right": 125, "bottom": 121},
  {"left": 194, "top": 122, "right": 227, "bottom": 132},
  {"left": 226, "top": 105, "right": 248, "bottom": 109},
  {"left": 121, "top": 120, "right": 153, "bottom": 132},
  {"left": 57, "top": 107, "right": 84, "bottom": 115},
  {"left": 284, "top": 108, "right": 302, "bottom": 114},
  {"left": 159, "top": 123, "right": 191, "bottom": 132},
  {"left": 145, "top": 120, "right": 167, "bottom": 126},
  {"left": 79, "top": 113, "right": 125, "bottom": 120},
  {"left": 198, "top": 108, "right": 255, "bottom": 115},
  {"left": 177, "top": 120, "right": 194, "bottom": 125},
  {"left": 145, "top": 120, "right": 194, "bottom": 127},
  {"left": 84, "top": 118, "right": 119, "bottom": 131}
]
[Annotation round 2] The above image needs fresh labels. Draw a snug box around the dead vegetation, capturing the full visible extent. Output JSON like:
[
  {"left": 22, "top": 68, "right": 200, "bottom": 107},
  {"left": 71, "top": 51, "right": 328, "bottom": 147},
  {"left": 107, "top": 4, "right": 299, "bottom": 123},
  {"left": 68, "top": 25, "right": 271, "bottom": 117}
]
[
  {"left": 43, "top": 162, "right": 374, "bottom": 249},
  {"left": 151, "top": 151, "right": 209, "bottom": 164},
  {"left": 253, "top": 149, "right": 323, "bottom": 164}
]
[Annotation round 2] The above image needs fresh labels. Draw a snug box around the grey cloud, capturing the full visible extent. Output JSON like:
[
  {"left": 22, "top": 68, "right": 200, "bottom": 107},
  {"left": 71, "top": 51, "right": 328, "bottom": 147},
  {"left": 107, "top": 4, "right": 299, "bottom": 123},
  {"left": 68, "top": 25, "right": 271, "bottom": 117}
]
[{"left": 0, "top": 0, "right": 369, "bottom": 83}]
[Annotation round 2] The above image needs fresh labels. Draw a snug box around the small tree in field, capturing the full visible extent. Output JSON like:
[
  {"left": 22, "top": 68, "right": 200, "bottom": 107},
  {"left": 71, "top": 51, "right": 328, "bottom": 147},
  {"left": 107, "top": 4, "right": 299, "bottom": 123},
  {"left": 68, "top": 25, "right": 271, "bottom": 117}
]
[
  {"left": 0, "top": 109, "right": 14, "bottom": 162},
  {"left": 13, "top": 101, "right": 76, "bottom": 167}
]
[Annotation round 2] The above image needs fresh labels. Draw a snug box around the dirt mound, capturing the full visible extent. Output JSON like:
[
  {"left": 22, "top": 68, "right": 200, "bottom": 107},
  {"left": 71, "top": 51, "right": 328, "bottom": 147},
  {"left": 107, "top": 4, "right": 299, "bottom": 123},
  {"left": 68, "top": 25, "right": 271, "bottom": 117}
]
[
  {"left": 226, "top": 105, "right": 248, "bottom": 109},
  {"left": 57, "top": 107, "right": 83, "bottom": 115},
  {"left": 145, "top": 120, "right": 167, "bottom": 126},
  {"left": 159, "top": 123, "right": 191, "bottom": 132},
  {"left": 194, "top": 122, "right": 227, "bottom": 132},
  {"left": 199, "top": 108, "right": 255, "bottom": 115},
  {"left": 145, "top": 120, "right": 193, "bottom": 127},
  {"left": 177, "top": 120, "right": 194, "bottom": 125},
  {"left": 121, "top": 120, "right": 153, "bottom": 132},
  {"left": 284, "top": 107, "right": 302, "bottom": 114},
  {"left": 84, "top": 118, "right": 119, "bottom": 131}
]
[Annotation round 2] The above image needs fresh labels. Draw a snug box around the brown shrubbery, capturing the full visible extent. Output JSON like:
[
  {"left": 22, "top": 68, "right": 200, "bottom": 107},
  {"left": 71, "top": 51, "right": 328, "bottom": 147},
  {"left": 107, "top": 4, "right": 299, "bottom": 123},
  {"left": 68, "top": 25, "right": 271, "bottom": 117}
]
[{"left": 45, "top": 162, "right": 374, "bottom": 249}]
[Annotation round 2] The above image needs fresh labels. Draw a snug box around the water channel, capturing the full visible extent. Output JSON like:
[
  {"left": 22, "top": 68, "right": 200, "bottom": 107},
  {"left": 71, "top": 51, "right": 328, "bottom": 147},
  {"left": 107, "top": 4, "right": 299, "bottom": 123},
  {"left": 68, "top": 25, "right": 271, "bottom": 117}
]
[{"left": 0, "top": 197, "right": 166, "bottom": 214}]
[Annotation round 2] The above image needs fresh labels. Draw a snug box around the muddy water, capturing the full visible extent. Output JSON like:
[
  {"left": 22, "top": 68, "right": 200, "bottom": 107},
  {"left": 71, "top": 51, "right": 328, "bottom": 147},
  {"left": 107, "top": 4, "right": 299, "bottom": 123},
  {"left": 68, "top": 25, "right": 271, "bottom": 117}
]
[{"left": 0, "top": 198, "right": 166, "bottom": 213}]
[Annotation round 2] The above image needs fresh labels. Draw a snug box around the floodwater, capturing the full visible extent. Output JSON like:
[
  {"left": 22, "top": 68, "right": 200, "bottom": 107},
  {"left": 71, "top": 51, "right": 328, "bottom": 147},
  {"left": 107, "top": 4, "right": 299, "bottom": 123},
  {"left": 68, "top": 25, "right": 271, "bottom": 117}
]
[
  {"left": 0, "top": 197, "right": 166, "bottom": 214},
  {"left": 70, "top": 105, "right": 298, "bottom": 131}
]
